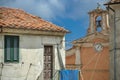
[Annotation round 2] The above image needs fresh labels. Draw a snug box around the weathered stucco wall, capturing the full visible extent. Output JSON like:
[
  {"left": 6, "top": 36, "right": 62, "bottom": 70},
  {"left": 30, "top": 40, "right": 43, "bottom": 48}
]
[
  {"left": 66, "top": 45, "right": 110, "bottom": 80},
  {"left": 109, "top": 4, "right": 120, "bottom": 80},
  {"left": 80, "top": 47, "right": 109, "bottom": 80},
  {"left": 66, "top": 34, "right": 110, "bottom": 80},
  {"left": 0, "top": 33, "right": 65, "bottom": 80}
]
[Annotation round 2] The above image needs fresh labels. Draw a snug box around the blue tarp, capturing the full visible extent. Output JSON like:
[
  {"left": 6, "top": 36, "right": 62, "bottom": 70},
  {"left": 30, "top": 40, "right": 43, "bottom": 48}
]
[{"left": 59, "top": 70, "right": 79, "bottom": 80}]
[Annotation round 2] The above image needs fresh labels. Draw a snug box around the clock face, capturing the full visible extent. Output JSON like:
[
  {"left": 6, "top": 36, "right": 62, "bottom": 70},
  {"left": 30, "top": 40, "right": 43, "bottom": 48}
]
[{"left": 94, "top": 43, "right": 103, "bottom": 52}]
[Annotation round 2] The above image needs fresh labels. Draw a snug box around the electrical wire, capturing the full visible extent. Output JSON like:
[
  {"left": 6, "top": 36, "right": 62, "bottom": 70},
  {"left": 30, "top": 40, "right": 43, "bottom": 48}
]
[
  {"left": 80, "top": 53, "right": 98, "bottom": 80},
  {"left": 25, "top": 63, "right": 32, "bottom": 80},
  {"left": 82, "top": 53, "right": 98, "bottom": 69},
  {"left": 90, "top": 53, "right": 102, "bottom": 80}
]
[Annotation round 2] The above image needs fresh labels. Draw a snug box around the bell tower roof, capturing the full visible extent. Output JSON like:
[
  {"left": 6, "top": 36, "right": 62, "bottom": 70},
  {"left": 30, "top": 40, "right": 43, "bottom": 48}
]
[{"left": 88, "top": 6, "right": 107, "bottom": 14}]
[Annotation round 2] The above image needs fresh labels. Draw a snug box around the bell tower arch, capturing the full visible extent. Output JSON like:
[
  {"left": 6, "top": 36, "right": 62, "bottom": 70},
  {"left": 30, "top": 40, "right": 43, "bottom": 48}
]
[{"left": 87, "top": 6, "right": 110, "bottom": 35}]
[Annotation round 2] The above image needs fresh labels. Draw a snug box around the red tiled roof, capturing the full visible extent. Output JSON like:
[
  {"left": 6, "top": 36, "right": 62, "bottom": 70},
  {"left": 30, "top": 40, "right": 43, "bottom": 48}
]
[
  {"left": 105, "top": 0, "right": 120, "bottom": 5},
  {"left": 111, "top": 0, "right": 120, "bottom": 2},
  {"left": 0, "top": 7, "right": 68, "bottom": 33}
]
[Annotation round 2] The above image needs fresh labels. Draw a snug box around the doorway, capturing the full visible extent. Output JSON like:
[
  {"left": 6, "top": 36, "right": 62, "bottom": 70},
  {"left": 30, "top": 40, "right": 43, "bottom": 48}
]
[{"left": 44, "top": 46, "right": 53, "bottom": 80}]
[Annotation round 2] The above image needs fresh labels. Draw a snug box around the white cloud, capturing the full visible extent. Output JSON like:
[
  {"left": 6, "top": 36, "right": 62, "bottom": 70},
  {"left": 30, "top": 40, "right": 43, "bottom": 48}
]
[
  {"left": 36, "top": 3, "right": 54, "bottom": 19},
  {"left": 1, "top": 0, "right": 65, "bottom": 20},
  {"left": 61, "top": 0, "right": 107, "bottom": 20},
  {"left": 49, "top": 0, "right": 64, "bottom": 10},
  {"left": 0, "top": 0, "right": 108, "bottom": 21}
]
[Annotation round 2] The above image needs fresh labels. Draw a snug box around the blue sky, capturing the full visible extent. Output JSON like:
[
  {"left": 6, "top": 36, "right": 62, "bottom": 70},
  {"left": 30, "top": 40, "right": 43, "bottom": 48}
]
[{"left": 0, "top": 0, "right": 108, "bottom": 49}]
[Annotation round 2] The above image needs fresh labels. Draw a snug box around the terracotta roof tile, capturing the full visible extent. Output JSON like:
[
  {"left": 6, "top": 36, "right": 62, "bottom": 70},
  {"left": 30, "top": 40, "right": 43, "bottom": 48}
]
[
  {"left": 111, "top": 0, "right": 120, "bottom": 3},
  {"left": 105, "top": 0, "right": 120, "bottom": 5},
  {"left": 0, "top": 7, "right": 68, "bottom": 32}
]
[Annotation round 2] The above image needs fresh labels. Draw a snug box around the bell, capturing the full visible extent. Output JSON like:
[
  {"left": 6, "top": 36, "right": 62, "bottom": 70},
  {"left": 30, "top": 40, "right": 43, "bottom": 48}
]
[{"left": 96, "top": 20, "right": 101, "bottom": 27}]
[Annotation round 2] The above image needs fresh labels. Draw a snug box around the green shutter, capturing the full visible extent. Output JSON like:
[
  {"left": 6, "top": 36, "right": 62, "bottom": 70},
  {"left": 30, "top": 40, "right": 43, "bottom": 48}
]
[
  {"left": 13, "top": 36, "right": 19, "bottom": 62},
  {"left": 4, "top": 35, "right": 19, "bottom": 62},
  {"left": 4, "top": 36, "right": 11, "bottom": 62}
]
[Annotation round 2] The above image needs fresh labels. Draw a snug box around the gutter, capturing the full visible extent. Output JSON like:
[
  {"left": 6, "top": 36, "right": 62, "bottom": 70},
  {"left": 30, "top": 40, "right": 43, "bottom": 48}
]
[{"left": 106, "top": 5, "right": 117, "bottom": 80}]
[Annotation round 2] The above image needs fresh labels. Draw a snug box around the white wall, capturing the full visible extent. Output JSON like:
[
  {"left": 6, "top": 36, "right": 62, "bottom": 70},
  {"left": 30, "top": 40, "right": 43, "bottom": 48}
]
[{"left": 0, "top": 33, "right": 65, "bottom": 80}]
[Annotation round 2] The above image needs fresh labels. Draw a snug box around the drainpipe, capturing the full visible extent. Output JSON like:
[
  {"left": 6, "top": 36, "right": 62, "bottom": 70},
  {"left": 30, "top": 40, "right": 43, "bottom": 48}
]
[
  {"left": 57, "top": 44, "right": 65, "bottom": 70},
  {"left": 0, "top": 63, "right": 4, "bottom": 80},
  {"left": 0, "top": 26, "right": 3, "bottom": 33},
  {"left": 107, "top": 5, "right": 116, "bottom": 80}
]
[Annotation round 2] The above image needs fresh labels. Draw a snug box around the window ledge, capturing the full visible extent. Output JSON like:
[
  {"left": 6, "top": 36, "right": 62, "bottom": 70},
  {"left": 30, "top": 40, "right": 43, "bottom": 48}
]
[{"left": 3, "top": 62, "right": 20, "bottom": 66}]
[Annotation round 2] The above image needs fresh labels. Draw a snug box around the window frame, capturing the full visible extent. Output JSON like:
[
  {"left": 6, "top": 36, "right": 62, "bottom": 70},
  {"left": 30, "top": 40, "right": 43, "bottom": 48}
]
[{"left": 4, "top": 35, "right": 19, "bottom": 62}]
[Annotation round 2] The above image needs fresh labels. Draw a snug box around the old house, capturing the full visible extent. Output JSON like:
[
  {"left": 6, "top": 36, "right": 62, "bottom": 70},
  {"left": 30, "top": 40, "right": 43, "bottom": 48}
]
[
  {"left": 66, "top": 7, "right": 110, "bottom": 80},
  {"left": 0, "top": 7, "right": 68, "bottom": 80},
  {"left": 105, "top": 0, "right": 120, "bottom": 80}
]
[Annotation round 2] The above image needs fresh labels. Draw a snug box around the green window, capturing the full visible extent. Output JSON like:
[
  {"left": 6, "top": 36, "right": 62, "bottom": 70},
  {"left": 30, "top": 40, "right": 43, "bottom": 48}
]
[{"left": 4, "top": 35, "right": 19, "bottom": 62}]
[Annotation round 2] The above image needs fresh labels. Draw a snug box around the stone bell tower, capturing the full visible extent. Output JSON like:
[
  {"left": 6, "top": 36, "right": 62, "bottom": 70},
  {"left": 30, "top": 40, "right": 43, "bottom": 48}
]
[{"left": 87, "top": 5, "right": 110, "bottom": 35}]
